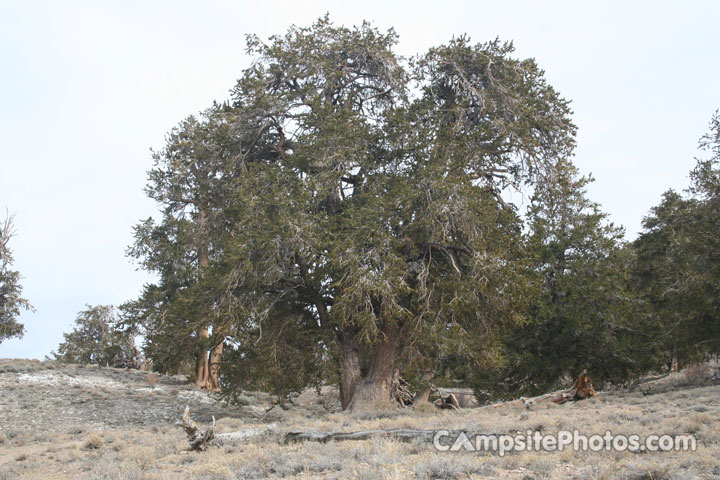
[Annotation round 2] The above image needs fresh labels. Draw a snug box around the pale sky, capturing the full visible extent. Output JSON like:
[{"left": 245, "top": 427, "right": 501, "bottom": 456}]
[{"left": 1, "top": 0, "right": 718, "bottom": 360}]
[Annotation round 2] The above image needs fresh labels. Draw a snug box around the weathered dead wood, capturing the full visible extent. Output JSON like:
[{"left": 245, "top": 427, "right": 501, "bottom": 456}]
[
  {"left": 284, "top": 428, "right": 498, "bottom": 444},
  {"left": 392, "top": 374, "right": 415, "bottom": 407},
  {"left": 488, "top": 370, "right": 597, "bottom": 409},
  {"left": 178, "top": 407, "right": 267, "bottom": 451},
  {"left": 552, "top": 369, "right": 596, "bottom": 404},
  {"left": 180, "top": 406, "right": 215, "bottom": 451},
  {"left": 434, "top": 392, "right": 461, "bottom": 410},
  {"left": 436, "top": 388, "right": 479, "bottom": 408},
  {"left": 180, "top": 408, "right": 503, "bottom": 448}
]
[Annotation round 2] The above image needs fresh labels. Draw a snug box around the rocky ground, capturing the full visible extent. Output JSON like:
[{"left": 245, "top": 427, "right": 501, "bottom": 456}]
[{"left": 1, "top": 359, "right": 719, "bottom": 479}]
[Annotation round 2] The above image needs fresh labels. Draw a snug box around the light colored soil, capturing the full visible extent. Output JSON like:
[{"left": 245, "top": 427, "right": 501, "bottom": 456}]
[{"left": 1, "top": 359, "right": 719, "bottom": 479}]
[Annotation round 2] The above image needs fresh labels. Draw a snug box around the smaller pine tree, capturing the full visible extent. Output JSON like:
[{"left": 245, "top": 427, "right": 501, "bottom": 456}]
[
  {"left": 473, "top": 159, "right": 649, "bottom": 400},
  {"left": 54, "top": 305, "right": 142, "bottom": 368},
  {"left": 0, "top": 213, "right": 33, "bottom": 344}
]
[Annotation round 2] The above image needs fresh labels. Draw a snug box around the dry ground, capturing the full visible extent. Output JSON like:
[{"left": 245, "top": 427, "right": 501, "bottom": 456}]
[{"left": 1, "top": 359, "right": 719, "bottom": 479}]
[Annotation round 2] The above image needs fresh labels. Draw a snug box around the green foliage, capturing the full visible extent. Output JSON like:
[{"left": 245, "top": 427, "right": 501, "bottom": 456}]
[
  {"left": 220, "top": 18, "right": 576, "bottom": 392},
  {"left": 54, "top": 305, "right": 141, "bottom": 368},
  {"left": 127, "top": 16, "right": 580, "bottom": 400},
  {"left": 121, "top": 106, "right": 243, "bottom": 373},
  {"left": 0, "top": 214, "right": 32, "bottom": 344},
  {"left": 221, "top": 304, "right": 335, "bottom": 399},
  {"left": 472, "top": 159, "right": 649, "bottom": 400},
  {"left": 633, "top": 111, "right": 720, "bottom": 366}
]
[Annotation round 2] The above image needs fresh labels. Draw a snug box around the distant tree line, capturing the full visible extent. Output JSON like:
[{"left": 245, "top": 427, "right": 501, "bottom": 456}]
[{"left": 34, "top": 17, "right": 720, "bottom": 409}]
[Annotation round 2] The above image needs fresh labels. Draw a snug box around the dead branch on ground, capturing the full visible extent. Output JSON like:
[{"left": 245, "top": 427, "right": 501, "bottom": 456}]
[{"left": 178, "top": 407, "right": 267, "bottom": 451}]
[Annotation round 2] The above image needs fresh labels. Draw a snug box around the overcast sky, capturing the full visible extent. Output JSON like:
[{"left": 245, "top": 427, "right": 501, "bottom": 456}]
[{"left": 1, "top": 0, "right": 718, "bottom": 360}]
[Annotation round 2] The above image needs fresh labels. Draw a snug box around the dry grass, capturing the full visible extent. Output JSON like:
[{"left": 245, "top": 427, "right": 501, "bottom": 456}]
[{"left": 1, "top": 360, "right": 719, "bottom": 479}]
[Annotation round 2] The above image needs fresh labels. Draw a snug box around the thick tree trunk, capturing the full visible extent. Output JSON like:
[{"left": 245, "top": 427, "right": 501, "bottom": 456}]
[
  {"left": 347, "top": 323, "right": 400, "bottom": 412},
  {"left": 208, "top": 340, "right": 224, "bottom": 391},
  {"left": 338, "top": 328, "right": 364, "bottom": 410}
]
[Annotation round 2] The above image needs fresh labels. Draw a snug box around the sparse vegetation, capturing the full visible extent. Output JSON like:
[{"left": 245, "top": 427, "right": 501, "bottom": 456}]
[{"left": 0, "top": 360, "right": 719, "bottom": 479}]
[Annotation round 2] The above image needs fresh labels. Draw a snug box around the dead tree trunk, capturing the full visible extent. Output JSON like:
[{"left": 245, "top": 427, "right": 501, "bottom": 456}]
[
  {"left": 180, "top": 408, "right": 497, "bottom": 449},
  {"left": 391, "top": 371, "right": 414, "bottom": 406},
  {"left": 285, "top": 429, "right": 440, "bottom": 443},
  {"left": 435, "top": 392, "right": 461, "bottom": 410},
  {"left": 284, "top": 428, "right": 500, "bottom": 444},
  {"left": 551, "top": 369, "right": 596, "bottom": 404},
  {"left": 347, "top": 323, "right": 401, "bottom": 412},
  {"left": 180, "top": 406, "right": 215, "bottom": 451}
]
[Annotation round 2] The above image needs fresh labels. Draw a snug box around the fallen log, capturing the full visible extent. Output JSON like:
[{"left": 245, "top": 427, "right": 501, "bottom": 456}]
[
  {"left": 285, "top": 428, "right": 438, "bottom": 443},
  {"left": 436, "top": 388, "right": 479, "bottom": 408},
  {"left": 550, "top": 369, "right": 596, "bottom": 405},
  {"left": 179, "top": 408, "right": 503, "bottom": 448},
  {"left": 488, "top": 369, "right": 597, "bottom": 409},
  {"left": 284, "top": 428, "right": 499, "bottom": 444}
]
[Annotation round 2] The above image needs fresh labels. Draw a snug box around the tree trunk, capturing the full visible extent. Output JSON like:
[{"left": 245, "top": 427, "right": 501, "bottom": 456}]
[
  {"left": 194, "top": 208, "right": 210, "bottom": 390},
  {"left": 347, "top": 323, "right": 400, "bottom": 412},
  {"left": 338, "top": 328, "right": 364, "bottom": 410},
  {"left": 208, "top": 340, "right": 224, "bottom": 391},
  {"left": 195, "top": 326, "right": 210, "bottom": 389}
]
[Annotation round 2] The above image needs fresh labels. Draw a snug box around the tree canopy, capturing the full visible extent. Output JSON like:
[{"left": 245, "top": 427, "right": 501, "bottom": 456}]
[
  {"left": 121, "top": 17, "right": 720, "bottom": 409},
  {"left": 473, "top": 159, "right": 651, "bottom": 399},
  {"left": 125, "top": 17, "right": 580, "bottom": 409},
  {"left": 633, "top": 111, "right": 720, "bottom": 368}
]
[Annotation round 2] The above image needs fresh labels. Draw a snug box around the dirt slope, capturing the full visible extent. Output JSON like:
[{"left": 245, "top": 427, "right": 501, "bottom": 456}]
[{"left": 1, "top": 359, "right": 719, "bottom": 479}]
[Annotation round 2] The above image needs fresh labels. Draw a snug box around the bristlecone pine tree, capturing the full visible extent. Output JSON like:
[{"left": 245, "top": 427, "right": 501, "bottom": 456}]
[
  {"left": 0, "top": 213, "right": 32, "bottom": 344},
  {"left": 122, "top": 107, "right": 242, "bottom": 388},
  {"left": 472, "top": 159, "right": 649, "bottom": 400},
  {"left": 633, "top": 111, "right": 720, "bottom": 369},
  {"left": 54, "top": 305, "right": 141, "bottom": 368},
  {"left": 126, "top": 17, "right": 577, "bottom": 410}
]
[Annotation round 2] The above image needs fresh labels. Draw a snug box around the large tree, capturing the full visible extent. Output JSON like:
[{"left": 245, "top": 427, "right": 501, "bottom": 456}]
[
  {"left": 0, "top": 214, "right": 32, "bottom": 344},
  {"left": 213, "top": 18, "right": 576, "bottom": 410}
]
